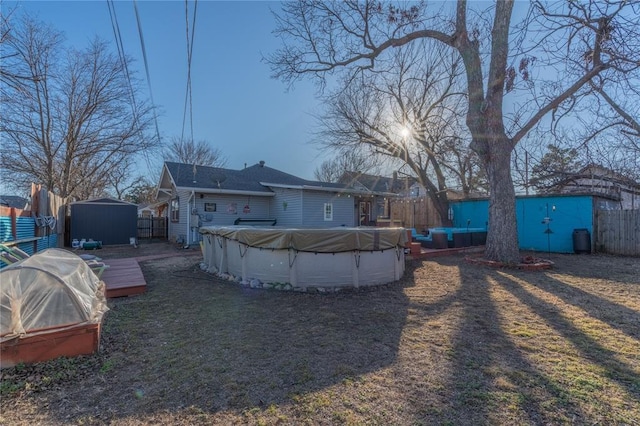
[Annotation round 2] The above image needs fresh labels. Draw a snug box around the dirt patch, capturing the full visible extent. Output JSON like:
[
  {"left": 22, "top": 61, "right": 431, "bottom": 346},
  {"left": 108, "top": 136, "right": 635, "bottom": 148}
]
[
  {"left": 1, "top": 248, "right": 639, "bottom": 425},
  {"left": 74, "top": 241, "right": 199, "bottom": 260},
  {"left": 465, "top": 254, "right": 554, "bottom": 270}
]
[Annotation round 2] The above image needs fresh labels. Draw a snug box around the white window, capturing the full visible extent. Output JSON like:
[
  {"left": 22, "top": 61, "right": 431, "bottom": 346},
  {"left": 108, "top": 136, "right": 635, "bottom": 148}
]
[
  {"left": 324, "top": 203, "right": 333, "bottom": 221},
  {"left": 171, "top": 198, "right": 179, "bottom": 222}
]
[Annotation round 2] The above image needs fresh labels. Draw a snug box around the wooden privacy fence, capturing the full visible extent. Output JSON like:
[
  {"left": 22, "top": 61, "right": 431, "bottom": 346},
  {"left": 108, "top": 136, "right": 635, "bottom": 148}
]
[
  {"left": 0, "top": 186, "right": 64, "bottom": 265},
  {"left": 137, "top": 217, "right": 167, "bottom": 239},
  {"left": 595, "top": 210, "right": 640, "bottom": 256},
  {"left": 390, "top": 196, "right": 443, "bottom": 231}
]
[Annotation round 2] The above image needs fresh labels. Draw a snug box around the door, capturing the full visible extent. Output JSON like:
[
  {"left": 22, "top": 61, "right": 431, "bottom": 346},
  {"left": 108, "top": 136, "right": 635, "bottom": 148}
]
[{"left": 359, "top": 201, "right": 371, "bottom": 226}]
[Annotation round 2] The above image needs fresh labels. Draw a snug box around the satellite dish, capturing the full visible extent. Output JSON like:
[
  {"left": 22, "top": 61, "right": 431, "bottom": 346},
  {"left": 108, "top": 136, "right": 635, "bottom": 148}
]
[{"left": 210, "top": 173, "right": 227, "bottom": 188}]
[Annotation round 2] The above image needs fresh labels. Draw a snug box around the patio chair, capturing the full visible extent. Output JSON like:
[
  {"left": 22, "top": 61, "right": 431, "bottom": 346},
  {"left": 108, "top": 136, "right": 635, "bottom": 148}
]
[
  {"left": 0, "top": 244, "right": 30, "bottom": 266},
  {"left": 410, "top": 229, "right": 432, "bottom": 244}
]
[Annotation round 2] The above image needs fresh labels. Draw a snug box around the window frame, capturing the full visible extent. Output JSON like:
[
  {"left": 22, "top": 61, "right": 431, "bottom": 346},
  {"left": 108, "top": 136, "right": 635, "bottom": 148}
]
[
  {"left": 323, "top": 202, "right": 333, "bottom": 221},
  {"left": 170, "top": 198, "right": 180, "bottom": 222}
]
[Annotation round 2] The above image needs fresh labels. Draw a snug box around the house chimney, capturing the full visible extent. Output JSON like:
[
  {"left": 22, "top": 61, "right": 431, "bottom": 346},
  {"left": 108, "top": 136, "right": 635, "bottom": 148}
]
[{"left": 259, "top": 160, "right": 265, "bottom": 167}]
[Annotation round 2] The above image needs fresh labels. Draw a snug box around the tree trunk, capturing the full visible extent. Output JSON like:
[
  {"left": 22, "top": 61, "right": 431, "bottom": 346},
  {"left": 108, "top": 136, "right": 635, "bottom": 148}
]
[
  {"left": 482, "top": 140, "right": 520, "bottom": 263},
  {"left": 433, "top": 193, "right": 452, "bottom": 227}
]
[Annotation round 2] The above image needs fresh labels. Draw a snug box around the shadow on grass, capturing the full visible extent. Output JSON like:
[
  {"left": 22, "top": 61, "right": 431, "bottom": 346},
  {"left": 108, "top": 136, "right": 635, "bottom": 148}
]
[
  {"left": 527, "top": 270, "right": 639, "bottom": 340},
  {"left": 493, "top": 271, "right": 640, "bottom": 400},
  {"left": 18, "top": 258, "right": 414, "bottom": 422},
  {"left": 544, "top": 253, "right": 640, "bottom": 286},
  {"left": 4, "top": 254, "right": 638, "bottom": 424},
  {"left": 427, "top": 257, "right": 593, "bottom": 425}
]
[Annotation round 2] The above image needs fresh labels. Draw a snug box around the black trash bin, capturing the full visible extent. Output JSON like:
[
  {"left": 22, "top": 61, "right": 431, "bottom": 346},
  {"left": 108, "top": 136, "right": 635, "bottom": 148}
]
[
  {"left": 572, "top": 228, "right": 591, "bottom": 254},
  {"left": 471, "top": 231, "right": 487, "bottom": 246},
  {"left": 453, "top": 231, "right": 471, "bottom": 248}
]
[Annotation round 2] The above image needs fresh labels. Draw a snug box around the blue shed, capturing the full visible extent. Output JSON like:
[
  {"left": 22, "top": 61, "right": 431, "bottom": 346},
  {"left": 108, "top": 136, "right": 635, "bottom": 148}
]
[{"left": 450, "top": 194, "right": 618, "bottom": 253}]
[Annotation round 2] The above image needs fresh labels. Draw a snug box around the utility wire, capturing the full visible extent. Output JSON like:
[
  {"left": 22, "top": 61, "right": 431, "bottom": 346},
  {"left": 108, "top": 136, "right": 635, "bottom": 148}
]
[
  {"left": 106, "top": 0, "right": 138, "bottom": 117},
  {"left": 133, "top": 0, "right": 162, "bottom": 145},
  {"left": 181, "top": 0, "right": 198, "bottom": 143}
]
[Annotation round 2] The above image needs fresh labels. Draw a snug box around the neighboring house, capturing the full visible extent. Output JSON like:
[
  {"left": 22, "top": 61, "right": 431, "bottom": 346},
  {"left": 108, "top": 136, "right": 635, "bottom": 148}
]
[
  {"left": 137, "top": 202, "right": 167, "bottom": 218},
  {"left": 339, "top": 171, "right": 417, "bottom": 196},
  {"left": 338, "top": 171, "right": 471, "bottom": 227},
  {"left": 547, "top": 164, "right": 640, "bottom": 210},
  {"left": 156, "top": 161, "right": 394, "bottom": 244},
  {"left": 0, "top": 195, "right": 30, "bottom": 210},
  {"left": 339, "top": 171, "right": 419, "bottom": 224}
]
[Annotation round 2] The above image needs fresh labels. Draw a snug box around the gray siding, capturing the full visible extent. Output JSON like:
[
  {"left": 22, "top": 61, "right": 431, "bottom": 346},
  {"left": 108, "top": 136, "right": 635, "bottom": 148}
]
[
  {"left": 270, "top": 188, "right": 303, "bottom": 226},
  {"left": 193, "top": 194, "right": 271, "bottom": 228},
  {"left": 168, "top": 189, "right": 191, "bottom": 243},
  {"left": 302, "top": 191, "right": 355, "bottom": 227},
  {"left": 170, "top": 190, "right": 273, "bottom": 244}
]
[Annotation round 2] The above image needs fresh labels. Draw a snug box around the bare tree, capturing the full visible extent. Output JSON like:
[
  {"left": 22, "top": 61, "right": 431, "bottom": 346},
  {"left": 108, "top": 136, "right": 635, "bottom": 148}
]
[
  {"left": 315, "top": 38, "right": 484, "bottom": 225},
  {"left": 105, "top": 158, "right": 140, "bottom": 200},
  {"left": 0, "top": 7, "right": 33, "bottom": 93},
  {"left": 0, "top": 15, "right": 157, "bottom": 200},
  {"left": 314, "top": 149, "right": 382, "bottom": 182},
  {"left": 164, "top": 136, "right": 227, "bottom": 167},
  {"left": 123, "top": 178, "right": 156, "bottom": 205},
  {"left": 268, "top": 1, "right": 640, "bottom": 262}
]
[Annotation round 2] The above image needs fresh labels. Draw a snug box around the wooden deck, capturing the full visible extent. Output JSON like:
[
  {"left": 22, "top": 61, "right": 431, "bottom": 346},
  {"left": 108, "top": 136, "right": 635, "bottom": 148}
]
[
  {"left": 101, "top": 251, "right": 202, "bottom": 298},
  {"left": 101, "top": 258, "right": 147, "bottom": 298}
]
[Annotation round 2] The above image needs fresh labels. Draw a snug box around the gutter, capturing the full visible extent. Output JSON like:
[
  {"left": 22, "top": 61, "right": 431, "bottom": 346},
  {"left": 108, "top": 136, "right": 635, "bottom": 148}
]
[
  {"left": 175, "top": 187, "right": 274, "bottom": 197},
  {"left": 260, "top": 182, "right": 397, "bottom": 197},
  {"left": 187, "top": 190, "right": 195, "bottom": 245}
]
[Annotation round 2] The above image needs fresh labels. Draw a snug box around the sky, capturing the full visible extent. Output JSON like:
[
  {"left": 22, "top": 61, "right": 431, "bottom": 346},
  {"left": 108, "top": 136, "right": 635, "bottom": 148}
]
[{"left": 7, "top": 0, "right": 330, "bottom": 180}]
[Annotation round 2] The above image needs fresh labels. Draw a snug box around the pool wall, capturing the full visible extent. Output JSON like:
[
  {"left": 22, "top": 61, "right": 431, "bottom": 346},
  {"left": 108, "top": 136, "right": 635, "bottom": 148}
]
[{"left": 200, "top": 227, "right": 407, "bottom": 291}]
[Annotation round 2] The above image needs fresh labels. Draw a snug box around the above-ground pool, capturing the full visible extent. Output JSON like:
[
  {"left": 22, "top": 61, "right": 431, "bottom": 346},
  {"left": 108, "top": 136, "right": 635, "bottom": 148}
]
[{"left": 199, "top": 226, "right": 408, "bottom": 291}]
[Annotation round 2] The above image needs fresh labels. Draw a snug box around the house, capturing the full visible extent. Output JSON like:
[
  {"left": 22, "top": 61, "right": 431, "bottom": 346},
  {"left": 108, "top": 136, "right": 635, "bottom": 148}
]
[
  {"left": 0, "top": 195, "right": 30, "bottom": 210},
  {"left": 339, "top": 171, "right": 419, "bottom": 225},
  {"left": 544, "top": 164, "right": 640, "bottom": 210},
  {"left": 155, "top": 161, "right": 395, "bottom": 244},
  {"left": 137, "top": 202, "right": 166, "bottom": 218},
  {"left": 339, "top": 171, "right": 417, "bottom": 196}
]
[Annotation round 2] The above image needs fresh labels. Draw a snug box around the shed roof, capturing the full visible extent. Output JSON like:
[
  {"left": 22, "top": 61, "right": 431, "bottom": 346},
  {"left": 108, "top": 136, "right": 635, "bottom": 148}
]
[{"left": 71, "top": 197, "right": 137, "bottom": 206}]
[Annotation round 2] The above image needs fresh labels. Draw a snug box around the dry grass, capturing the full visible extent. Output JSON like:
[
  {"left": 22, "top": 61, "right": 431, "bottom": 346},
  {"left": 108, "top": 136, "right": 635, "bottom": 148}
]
[{"left": 1, "top": 246, "right": 639, "bottom": 425}]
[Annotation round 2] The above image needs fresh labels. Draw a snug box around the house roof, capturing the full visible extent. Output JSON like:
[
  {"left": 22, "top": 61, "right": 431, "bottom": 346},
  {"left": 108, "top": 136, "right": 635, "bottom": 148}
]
[
  {"left": 0, "top": 195, "right": 29, "bottom": 209},
  {"left": 575, "top": 164, "right": 640, "bottom": 188},
  {"left": 162, "top": 161, "right": 359, "bottom": 196},
  {"left": 339, "top": 171, "right": 416, "bottom": 193},
  {"left": 542, "top": 164, "right": 640, "bottom": 200}
]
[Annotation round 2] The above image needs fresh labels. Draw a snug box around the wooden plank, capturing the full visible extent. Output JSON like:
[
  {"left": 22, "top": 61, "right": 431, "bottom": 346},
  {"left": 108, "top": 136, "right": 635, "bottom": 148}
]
[
  {"left": 3, "top": 237, "right": 43, "bottom": 246},
  {"left": 101, "top": 258, "right": 146, "bottom": 298},
  {"left": 595, "top": 210, "right": 640, "bottom": 256}
]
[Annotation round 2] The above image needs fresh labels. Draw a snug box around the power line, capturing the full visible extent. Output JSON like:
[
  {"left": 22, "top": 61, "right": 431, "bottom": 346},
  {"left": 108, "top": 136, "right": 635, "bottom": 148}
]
[
  {"left": 181, "top": 0, "right": 198, "bottom": 143},
  {"left": 133, "top": 0, "right": 162, "bottom": 144},
  {"left": 106, "top": 0, "right": 138, "bottom": 116}
]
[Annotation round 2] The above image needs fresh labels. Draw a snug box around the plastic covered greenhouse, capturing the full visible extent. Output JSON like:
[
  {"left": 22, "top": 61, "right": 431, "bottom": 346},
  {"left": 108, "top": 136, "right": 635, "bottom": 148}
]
[{"left": 1, "top": 248, "right": 108, "bottom": 368}]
